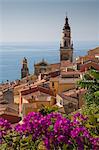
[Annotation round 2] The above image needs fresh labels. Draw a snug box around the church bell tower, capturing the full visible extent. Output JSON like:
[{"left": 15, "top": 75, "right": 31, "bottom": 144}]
[
  {"left": 60, "top": 16, "right": 73, "bottom": 62},
  {"left": 21, "top": 57, "right": 29, "bottom": 79}
]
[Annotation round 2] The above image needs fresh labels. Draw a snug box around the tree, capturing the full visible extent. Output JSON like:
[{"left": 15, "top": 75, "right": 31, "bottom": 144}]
[{"left": 78, "top": 69, "right": 99, "bottom": 106}]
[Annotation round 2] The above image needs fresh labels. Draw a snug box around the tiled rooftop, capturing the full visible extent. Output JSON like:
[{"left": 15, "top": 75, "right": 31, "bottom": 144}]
[
  {"left": 23, "top": 91, "right": 51, "bottom": 102},
  {"left": 20, "top": 85, "right": 54, "bottom": 97},
  {"left": 50, "top": 77, "right": 80, "bottom": 84},
  {"left": 0, "top": 104, "right": 19, "bottom": 119},
  {"left": 63, "top": 88, "right": 86, "bottom": 97},
  {"left": 61, "top": 71, "right": 81, "bottom": 75}
]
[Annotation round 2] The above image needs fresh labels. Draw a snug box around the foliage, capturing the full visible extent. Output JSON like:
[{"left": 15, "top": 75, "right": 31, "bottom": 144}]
[
  {"left": 0, "top": 112, "right": 99, "bottom": 150},
  {"left": 39, "top": 105, "right": 58, "bottom": 116},
  {"left": 74, "top": 73, "right": 99, "bottom": 149},
  {"left": 80, "top": 104, "right": 99, "bottom": 137},
  {"left": 81, "top": 103, "right": 99, "bottom": 116},
  {"left": 78, "top": 69, "right": 99, "bottom": 106}
]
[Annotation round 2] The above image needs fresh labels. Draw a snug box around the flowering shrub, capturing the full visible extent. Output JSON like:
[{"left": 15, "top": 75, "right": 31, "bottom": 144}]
[
  {"left": 0, "top": 118, "right": 12, "bottom": 144},
  {"left": 0, "top": 112, "right": 99, "bottom": 150},
  {"left": 80, "top": 104, "right": 99, "bottom": 137}
]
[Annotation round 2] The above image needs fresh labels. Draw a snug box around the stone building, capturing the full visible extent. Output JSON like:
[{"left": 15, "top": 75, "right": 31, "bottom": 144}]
[
  {"left": 0, "top": 89, "right": 14, "bottom": 104},
  {"left": 0, "top": 104, "right": 20, "bottom": 124},
  {"left": 34, "top": 59, "right": 51, "bottom": 76},
  {"left": 50, "top": 76, "right": 80, "bottom": 95},
  {"left": 80, "top": 60, "right": 99, "bottom": 72},
  {"left": 19, "top": 85, "right": 55, "bottom": 116},
  {"left": 76, "top": 47, "right": 99, "bottom": 71},
  {"left": 21, "top": 57, "right": 29, "bottom": 79},
  {"left": 60, "top": 16, "right": 73, "bottom": 62},
  {"left": 34, "top": 59, "right": 60, "bottom": 76},
  {"left": 56, "top": 94, "right": 77, "bottom": 114},
  {"left": 88, "top": 47, "right": 99, "bottom": 56},
  {"left": 3, "top": 89, "right": 14, "bottom": 103}
]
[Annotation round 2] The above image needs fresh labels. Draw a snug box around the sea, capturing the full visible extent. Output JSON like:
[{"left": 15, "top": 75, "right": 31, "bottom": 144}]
[{"left": 0, "top": 41, "right": 98, "bottom": 83}]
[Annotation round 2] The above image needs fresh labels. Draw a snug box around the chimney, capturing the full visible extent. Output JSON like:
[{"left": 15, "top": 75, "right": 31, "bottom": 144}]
[{"left": 66, "top": 67, "right": 67, "bottom": 72}]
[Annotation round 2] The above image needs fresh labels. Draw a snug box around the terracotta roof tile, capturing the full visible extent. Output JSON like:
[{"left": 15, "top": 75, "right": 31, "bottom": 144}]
[
  {"left": 88, "top": 47, "right": 99, "bottom": 55},
  {"left": 80, "top": 61, "right": 99, "bottom": 72},
  {"left": 61, "top": 71, "right": 81, "bottom": 75},
  {"left": 63, "top": 89, "right": 86, "bottom": 97},
  {"left": 20, "top": 85, "right": 54, "bottom": 96},
  {"left": 50, "top": 63, "right": 60, "bottom": 69}
]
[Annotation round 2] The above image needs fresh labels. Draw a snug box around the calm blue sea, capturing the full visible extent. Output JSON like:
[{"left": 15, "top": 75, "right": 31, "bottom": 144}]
[{"left": 0, "top": 41, "right": 98, "bottom": 83}]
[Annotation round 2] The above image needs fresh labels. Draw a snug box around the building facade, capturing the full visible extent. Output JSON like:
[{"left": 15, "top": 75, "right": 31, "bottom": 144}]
[
  {"left": 34, "top": 59, "right": 51, "bottom": 76},
  {"left": 60, "top": 16, "right": 73, "bottom": 62}
]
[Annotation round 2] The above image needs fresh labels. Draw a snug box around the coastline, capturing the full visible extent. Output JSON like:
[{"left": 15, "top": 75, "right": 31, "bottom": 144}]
[{"left": 0, "top": 41, "right": 99, "bottom": 83}]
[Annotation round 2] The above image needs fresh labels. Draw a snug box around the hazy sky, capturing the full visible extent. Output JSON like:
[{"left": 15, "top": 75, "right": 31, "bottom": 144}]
[{"left": 0, "top": 0, "right": 99, "bottom": 43}]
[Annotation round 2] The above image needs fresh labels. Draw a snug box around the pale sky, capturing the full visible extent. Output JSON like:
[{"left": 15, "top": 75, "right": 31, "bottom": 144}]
[{"left": 0, "top": 0, "right": 99, "bottom": 43}]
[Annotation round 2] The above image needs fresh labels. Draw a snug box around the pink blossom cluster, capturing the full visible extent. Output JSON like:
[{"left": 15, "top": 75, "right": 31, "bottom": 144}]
[
  {"left": 0, "top": 112, "right": 99, "bottom": 149},
  {"left": 0, "top": 118, "right": 12, "bottom": 143}
]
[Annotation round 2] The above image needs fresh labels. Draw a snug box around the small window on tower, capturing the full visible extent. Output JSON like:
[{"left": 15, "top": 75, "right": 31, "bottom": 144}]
[
  {"left": 64, "top": 41, "right": 67, "bottom": 47},
  {"left": 52, "top": 82, "right": 54, "bottom": 87},
  {"left": 65, "top": 34, "right": 66, "bottom": 37}
]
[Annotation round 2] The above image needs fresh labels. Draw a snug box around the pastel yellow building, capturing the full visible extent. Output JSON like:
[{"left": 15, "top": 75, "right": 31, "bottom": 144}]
[
  {"left": 21, "top": 94, "right": 56, "bottom": 116},
  {"left": 50, "top": 77, "right": 80, "bottom": 94}
]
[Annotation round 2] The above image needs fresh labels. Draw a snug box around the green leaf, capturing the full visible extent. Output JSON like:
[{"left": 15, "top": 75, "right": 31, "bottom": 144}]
[
  {"left": 49, "top": 125, "right": 53, "bottom": 131},
  {"left": 62, "top": 144, "right": 68, "bottom": 150}
]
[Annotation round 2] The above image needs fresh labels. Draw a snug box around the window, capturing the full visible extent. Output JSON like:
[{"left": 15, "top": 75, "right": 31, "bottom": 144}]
[
  {"left": 65, "top": 34, "right": 66, "bottom": 37},
  {"left": 52, "top": 82, "right": 54, "bottom": 87},
  {"left": 64, "top": 41, "right": 67, "bottom": 47}
]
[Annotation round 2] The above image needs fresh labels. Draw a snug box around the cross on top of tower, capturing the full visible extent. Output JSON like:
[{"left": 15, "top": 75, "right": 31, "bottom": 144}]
[
  {"left": 66, "top": 11, "right": 68, "bottom": 17},
  {"left": 65, "top": 12, "right": 69, "bottom": 24},
  {"left": 62, "top": 12, "right": 70, "bottom": 31}
]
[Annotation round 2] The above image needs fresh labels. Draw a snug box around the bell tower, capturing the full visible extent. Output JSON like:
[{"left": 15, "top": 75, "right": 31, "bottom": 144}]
[
  {"left": 60, "top": 16, "right": 73, "bottom": 62},
  {"left": 21, "top": 57, "right": 29, "bottom": 79}
]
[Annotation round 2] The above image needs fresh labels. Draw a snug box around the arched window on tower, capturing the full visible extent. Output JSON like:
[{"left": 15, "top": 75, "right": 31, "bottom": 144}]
[
  {"left": 65, "top": 34, "right": 66, "bottom": 37},
  {"left": 64, "top": 41, "right": 67, "bottom": 47}
]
